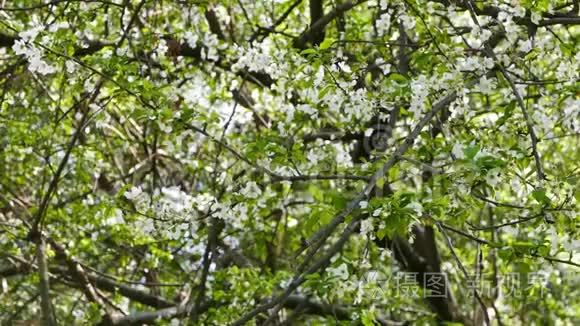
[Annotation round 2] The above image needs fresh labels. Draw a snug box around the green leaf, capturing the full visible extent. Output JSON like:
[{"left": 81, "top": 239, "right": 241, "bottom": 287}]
[
  {"left": 376, "top": 176, "right": 386, "bottom": 188},
  {"left": 361, "top": 309, "right": 376, "bottom": 326},
  {"left": 308, "top": 184, "right": 324, "bottom": 202},
  {"left": 319, "top": 37, "right": 335, "bottom": 50},
  {"left": 464, "top": 144, "right": 480, "bottom": 160},
  {"left": 388, "top": 73, "right": 408, "bottom": 84},
  {"left": 303, "top": 213, "right": 318, "bottom": 233},
  {"left": 305, "top": 273, "right": 320, "bottom": 280},
  {"left": 300, "top": 48, "right": 317, "bottom": 55},
  {"left": 318, "top": 84, "right": 334, "bottom": 99},
  {"left": 304, "top": 205, "right": 335, "bottom": 233},
  {"left": 376, "top": 227, "right": 388, "bottom": 240},
  {"left": 532, "top": 188, "right": 551, "bottom": 206},
  {"left": 475, "top": 155, "right": 506, "bottom": 171},
  {"left": 498, "top": 247, "right": 513, "bottom": 260},
  {"left": 512, "top": 241, "right": 536, "bottom": 252}
]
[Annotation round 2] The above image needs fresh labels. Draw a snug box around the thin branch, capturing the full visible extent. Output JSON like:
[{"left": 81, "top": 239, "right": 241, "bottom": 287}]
[
  {"left": 28, "top": 81, "right": 103, "bottom": 235},
  {"left": 469, "top": 214, "right": 542, "bottom": 231},
  {"left": 105, "top": 294, "right": 395, "bottom": 325},
  {"left": 439, "top": 223, "right": 491, "bottom": 245},
  {"left": 115, "top": 0, "right": 146, "bottom": 48},
  {"left": 271, "top": 174, "right": 371, "bottom": 183},
  {"left": 183, "top": 122, "right": 277, "bottom": 176},
  {"left": 530, "top": 254, "right": 580, "bottom": 268},
  {"left": 250, "top": 0, "right": 303, "bottom": 42},
  {"left": 538, "top": 16, "right": 580, "bottom": 26},
  {"left": 47, "top": 238, "right": 115, "bottom": 322},
  {"left": 51, "top": 265, "right": 175, "bottom": 308},
  {"left": 294, "top": 0, "right": 367, "bottom": 49},
  {"left": 436, "top": 222, "right": 490, "bottom": 326},
  {"left": 189, "top": 217, "right": 218, "bottom": 320},
  {"left": 36, "top": 237, "right": 56, "bottom": 326},
  {"left": 398, "top": 156, "right": 444, "bottom": 175}
]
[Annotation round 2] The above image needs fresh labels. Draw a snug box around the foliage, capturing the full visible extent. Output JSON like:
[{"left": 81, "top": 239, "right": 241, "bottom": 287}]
[{"left": 0, "top": 0, "right": 578, "bottom": 325}]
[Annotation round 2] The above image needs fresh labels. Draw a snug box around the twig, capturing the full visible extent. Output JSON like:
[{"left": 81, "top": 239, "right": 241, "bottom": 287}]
[
  {"left": 530, "top": 254, "right": 580, "bottom": 268},
  {"left": 189, "top": 217, "right": 218, "bottom": 320},
  {"left": 250, "top": 0, "right": 303, "bottom": 42},
  {"left": 398, "top": 156, "right": 444, "bottom": 175},
  {"left": 271, "top": 174, "right": 371, "bottom": 183},
  {"left": 439, "top": 223, "right": 491, "bottom": 245},
  {"left": 469, "top": 214, "right": 542, "bottom": 231},
  {"left": 436, "top": 222, "right": 490, "bottom": 326},
  {"left": 115, "top": 0, "right": 146, "bottom": 48},
  {"left": 36, "top": 237, "right": 56, "bottom": 326},
  {"left": 28, "top": 81, "right": 103, "bottom": 235},
  {"left": 294, "top": 0, "right": 367, "bottom": 49}
]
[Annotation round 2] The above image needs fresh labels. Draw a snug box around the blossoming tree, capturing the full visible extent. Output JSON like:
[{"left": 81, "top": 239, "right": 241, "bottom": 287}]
[{"left": 0, "top": 0, "right": 578, "bottom": 324}]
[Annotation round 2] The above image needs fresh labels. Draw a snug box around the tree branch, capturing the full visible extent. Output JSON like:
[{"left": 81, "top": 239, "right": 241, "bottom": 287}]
[
  {"left": 294, "top": 0, "right": 366, "bottom": 49},
  {"left": 309, "top": 0, "right": 325, "bottom": 45},
  {"left": 436, "top": 222, "right": 490, "bottom": 326},
  {"left": 35, "top": 237, "right": 56, "bottom": 326}
]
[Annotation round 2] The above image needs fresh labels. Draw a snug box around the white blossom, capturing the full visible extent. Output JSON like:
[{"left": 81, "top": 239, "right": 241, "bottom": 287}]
[
  {"left": 360, "top": 218, "right": 375, "bottom": 239},
  {"left": 240, "top": 181, "right": 262, "bottom": 199},
  {"left": 562, "top": 238, "right": 580, "bottom": 252},
  {"left": 513, "top": 5, "right": 526, "bottom": 18},
  {"left": 105, "top": 208, "right": 125, "bottom": 225},
  {"left": 475, "top": 76, "right": 496, "bottom": 94},
  {"left": 406, "top": 202, "right": 423, "bottom": 215},
  {"left": 531, "top": 12, "right": 542, "bottom": 25},
  {"left": 12, "top": 40, "right": 28, "bottom": 56},
  {"left": 313, "top": 65, "right": 325, "bottom": 86},
  {"left": 124, "top": 186, "right": 143, "bottom": 200},
  {"left": 452, "top": 142, "right": 465, "bottom": 159},
  {"left": 328, "top": 263, "right": 349, "bottom": 280},
  {"left": 184, "top": 31, "right": 198, "bottom": 49},
  {"left": 12, "top": 39, "right": 55, "bottom": 75},
  {"left": 399, "top": 13, "right": 416, "bottom": 30},
  {"left": 376, "top": 13, "right": 391, "bottom": 36},
  {"left": 65, "top": 60, "right": 77, "bottom": 73},
  {"left": 518, "top": 39, "right": 532, "bottom": 53},
  {"left": 48, "top": 21, "right": 70, "bottom": 32},
  {"left": 19, "top": 25, "right": 43, "bottom": 41},
  {"left": 485, "top": 168, "right": 501, "bottom": 187}
]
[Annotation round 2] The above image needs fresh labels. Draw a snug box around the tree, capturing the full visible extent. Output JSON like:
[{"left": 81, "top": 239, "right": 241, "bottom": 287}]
[{"left": 0, "top": 0, "right": 578, "bottom": 324}]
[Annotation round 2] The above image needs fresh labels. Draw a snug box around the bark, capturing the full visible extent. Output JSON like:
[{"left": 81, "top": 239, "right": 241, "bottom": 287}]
[{"left": 36, "top": 238, "right": 56, "bottom": 326}]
